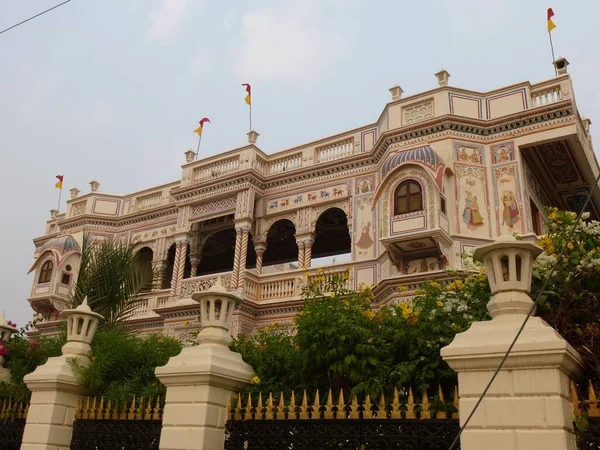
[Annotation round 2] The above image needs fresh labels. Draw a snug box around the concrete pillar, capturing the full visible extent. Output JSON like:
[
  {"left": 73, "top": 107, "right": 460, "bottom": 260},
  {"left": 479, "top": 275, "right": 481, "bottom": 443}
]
[
  {"left": 153, "top": 261, "right": 167, "bottom": 290},
  {"left": 296, "top": 240, "right": 306, "bottom": 269},
  {"left": 441, "top": 235, "right": 583, "bottom": 450},
  {"left": 254, "top": 243, "right": 266, "bottom": 275},
  {"left": 156, "top": 277, "right": 253, "bottom": 450},
  {"left": 0, "top": 311, "right": 18, "bottom": 382},
  {"left": 21, "top": 298, "right": 103, "bottom": 450},
  {"left": 236, "top": 229, "right": 250, "bottom": 290},
  {"left": 230, "top": 230, "right": 243, "bottom": 289}
]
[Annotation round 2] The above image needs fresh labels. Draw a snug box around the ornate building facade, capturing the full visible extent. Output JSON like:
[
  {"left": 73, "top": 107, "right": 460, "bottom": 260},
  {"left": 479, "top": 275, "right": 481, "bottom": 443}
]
[{"left": 27, "top": 60, "right": 599, "bottom": 340}]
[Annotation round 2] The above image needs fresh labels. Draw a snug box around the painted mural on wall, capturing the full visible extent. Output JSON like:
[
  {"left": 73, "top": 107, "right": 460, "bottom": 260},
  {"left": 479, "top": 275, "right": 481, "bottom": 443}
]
[
  {"left": 354, "top": 195, "right": 375, "bottom": 261},
  {"left": 492, "top": 163, "right": 523, "bottom": 234},
  {"left": 265, "top": 183, "right": 349, "bottom": 214},
  {"left": 453, "top": 141, "right": 485, "bottom": 165},
  {"left": 356, "top": 176, "right": 374, "bottom": 194},
  {"left": 491, "top": 141, "right": 515, "bottom": 164},
  {"left": 406, "top": 256, "right": 441, "bottom": 274},
  {"left": 455, "top": 164, "right": 489, "bottom": 238}
]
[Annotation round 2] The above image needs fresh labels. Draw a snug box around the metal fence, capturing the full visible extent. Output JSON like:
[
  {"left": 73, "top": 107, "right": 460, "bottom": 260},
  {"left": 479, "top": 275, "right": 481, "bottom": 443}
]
[{"left": 224, "top": 388, "right": 460, "bottom": 450}]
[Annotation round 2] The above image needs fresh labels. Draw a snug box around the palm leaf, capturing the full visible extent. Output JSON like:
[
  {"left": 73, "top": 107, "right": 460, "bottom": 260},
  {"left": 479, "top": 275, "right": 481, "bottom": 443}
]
[{"left": 71, "top": 234, "right": 154, "bottom": 325}]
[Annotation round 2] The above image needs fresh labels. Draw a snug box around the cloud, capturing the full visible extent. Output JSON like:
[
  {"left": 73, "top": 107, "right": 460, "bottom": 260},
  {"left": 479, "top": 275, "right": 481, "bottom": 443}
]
[
  {"left": 234, "top": 0, "right": 364, "bottom": 82},
  {"left": 147, "top": 0, "right": 193, "bottom": 42}
]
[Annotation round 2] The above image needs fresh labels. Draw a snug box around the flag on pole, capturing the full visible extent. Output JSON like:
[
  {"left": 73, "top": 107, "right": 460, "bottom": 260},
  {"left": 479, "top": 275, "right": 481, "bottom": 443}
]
[
  {"left": 193, "top": 117, "right": 211, "bottom": 136},
  {"left": 242, "top": 83, "right": 251, "bottom": 105},
  {"left": 547, "top": 7, "right": 556, "bottom": 33},
  {"left": 55, "top": 175, "right": 64, "bottom": 189}
]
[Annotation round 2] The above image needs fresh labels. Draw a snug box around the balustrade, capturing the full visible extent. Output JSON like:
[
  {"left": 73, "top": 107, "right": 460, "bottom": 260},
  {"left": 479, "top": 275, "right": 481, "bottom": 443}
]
[
  {"left": 179, "top": 272, "right": 232, "bottom": 298},
  {"left": 133, "top": 192, "right": 165, "bottom": 212},
  {"left": 316, "top": 138, "right": 354, "bottom": 163},
  {"left": 267, "top": 154, "right": 302, "bottom": 175},
  {"left": 259, "top": 278, "right": 296, "bottom": 300},
  {"left": 193, "top": 156, "right": 240, "bottom": 182},
  {"left": 530, "top": 84, "right": 561, "bottom": 107}
]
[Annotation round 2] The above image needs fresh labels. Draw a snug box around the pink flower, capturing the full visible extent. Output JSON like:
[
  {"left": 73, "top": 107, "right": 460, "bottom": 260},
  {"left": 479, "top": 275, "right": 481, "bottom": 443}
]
[
  {"left": 0, "top": 347, "right": 8, "bottom": 357},
  {"left": 7, "top": 320, "right": 16, "bottom": 327}
]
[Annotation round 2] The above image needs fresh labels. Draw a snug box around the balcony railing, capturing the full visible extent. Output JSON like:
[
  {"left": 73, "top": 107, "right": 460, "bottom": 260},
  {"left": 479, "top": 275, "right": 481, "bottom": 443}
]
[
  {"left": 192, "top": 156, "right": 240, "bottom": 183},
  {"left": 179, "top": 272, "right": 233, "bottom": 298},
  {"left": 132, "top": 192, "right": 171, "bottom": 212},
  {"left": 530, "top": 83, "right": 562, "bottom": 108},
  {"left": 316, "top": 138, "right": 354, "bottom": 163}
]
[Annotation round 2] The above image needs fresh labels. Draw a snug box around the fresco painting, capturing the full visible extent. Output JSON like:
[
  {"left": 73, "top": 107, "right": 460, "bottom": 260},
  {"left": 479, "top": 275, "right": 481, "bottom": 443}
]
[
  {"left": 354, "top": 195, "right": 375, "bottom": 260},
  {"left": 455, "top": 164, "right": 489, "bottom": 238}
]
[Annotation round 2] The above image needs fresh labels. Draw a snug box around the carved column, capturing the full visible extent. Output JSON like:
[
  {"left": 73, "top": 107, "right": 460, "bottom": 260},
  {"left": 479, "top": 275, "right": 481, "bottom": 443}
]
[
  {"left": 153, "top": 261, "right": 167, "bottom": 290},
  {"left": 189, "top": 256, "right": 201, "bottom": 278},
  {"left": 304, "top": 237, "right": 315, "bottom": 268},
  {"left": 254, "top": 243, "right": 267, "bottom": 275},
  {"left": 232, "top": 223, "right": 251, "bottom": 290},
  {"left": 230, "top": 230, "right": 243, "bottom": 290},
  {"left": 170, "top": 236, "right": 189, "bottom": 296},
  {"left": 296, "top": 240, "right": 306, "bottom": 269}
]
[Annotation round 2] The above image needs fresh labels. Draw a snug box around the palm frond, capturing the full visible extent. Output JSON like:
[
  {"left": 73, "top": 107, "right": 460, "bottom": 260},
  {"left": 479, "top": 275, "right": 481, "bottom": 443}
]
[{"left": 71, "top": 233, "right": 154, "bottom": 325}]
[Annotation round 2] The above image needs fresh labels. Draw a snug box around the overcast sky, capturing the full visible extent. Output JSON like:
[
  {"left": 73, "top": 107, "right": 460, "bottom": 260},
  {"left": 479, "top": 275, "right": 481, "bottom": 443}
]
[{"left": 1, "top": 0, "right": 599, "bottom": 328}]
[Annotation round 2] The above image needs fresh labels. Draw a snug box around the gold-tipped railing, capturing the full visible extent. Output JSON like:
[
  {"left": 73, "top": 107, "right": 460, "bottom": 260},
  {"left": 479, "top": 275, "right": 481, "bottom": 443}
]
[
  {"left": 230, "top": 387, "right": 459, "bottom": 420},
  {"left": 75, "top": 396, "right": 163, "bottom": 420},
  {"left": 571, "top": 381, "right": 600, "bottom": 418},
  {"left": 0, "top": 399, "right": 29, "bottom": 420}
]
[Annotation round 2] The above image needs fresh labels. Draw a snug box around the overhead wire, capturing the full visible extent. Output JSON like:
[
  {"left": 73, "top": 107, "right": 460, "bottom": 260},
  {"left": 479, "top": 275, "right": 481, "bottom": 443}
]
[{"left": 0, "top": 1, "right": 72, "bottom": 36}]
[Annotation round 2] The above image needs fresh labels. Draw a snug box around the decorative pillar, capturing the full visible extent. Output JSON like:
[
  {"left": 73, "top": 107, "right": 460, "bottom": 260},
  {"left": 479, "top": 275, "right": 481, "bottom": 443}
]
[
  {"left": 441, "top": 235, "right": 583, "bottom": 450},
  {"left": 189, "top": 255, "right": 201, "bottom": 278},
  {"left": 230, "top": 230, "right": 243, "bottom": 289},
  {"left": 0, "top": 312, "right": 18, "bottom": 382},
  {"left": 304, "top": 237, "right": 314, "bottom": 268},
  {"left": 237, "top": 228, "right": 250, "bottom": 290},
  {"left": 21, "top": 298, "right": 103, "bottom": 450},
  {"left": 170, "top": 236, "right": 189, "bottom": 295},
  {"left": 296, "top": 240, "right": 306, "bottom": 269},
  {"left": 155, "top": 277, "right": 253, "bottom": 450},
  {"left": 254, "top": 243, "right": 267, "bottom": 275},
  {"left": 153, "top": 261, "right": 167, "bottom": 290}
]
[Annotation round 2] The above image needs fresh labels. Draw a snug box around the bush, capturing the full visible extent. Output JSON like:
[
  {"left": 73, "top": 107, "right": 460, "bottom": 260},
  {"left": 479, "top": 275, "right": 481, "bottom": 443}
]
[{"left": 0, "top": 325, "right": 182, "bottom": 406}]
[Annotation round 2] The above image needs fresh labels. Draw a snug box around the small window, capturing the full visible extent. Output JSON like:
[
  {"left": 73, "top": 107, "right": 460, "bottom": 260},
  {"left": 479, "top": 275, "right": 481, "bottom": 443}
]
[
  {"left": 394, "top": 180, "right": 423, "bottom": 215},
  {"left": 39, "top": 261, "right": 53, "bottom": 283},
  {"left": 440, "top": 196, "right": 447, "bottom": 215},
  {"left": 61, "top": 273, "right": 72, "bottom": 285},
  {"left": 530, "top": 199, "right": 542, "bottom": 236}
]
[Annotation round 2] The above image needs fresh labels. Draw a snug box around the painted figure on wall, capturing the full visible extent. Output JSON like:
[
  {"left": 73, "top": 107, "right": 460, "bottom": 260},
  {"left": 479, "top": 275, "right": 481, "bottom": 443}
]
[
  {"left": 502, "top": 190, "right": 520, "bottom": 228},
  {"left": 462, "top": 191, "right": 484, "bottom": 227},
  {"left": 356, "top": 221, "right": 374, "bottom": 254},
  {"left": 497, "top": 147, "right": 510, "bottom": 163},
  {"left": 360, "top": 180, "right": 370, "bottom": 193}
]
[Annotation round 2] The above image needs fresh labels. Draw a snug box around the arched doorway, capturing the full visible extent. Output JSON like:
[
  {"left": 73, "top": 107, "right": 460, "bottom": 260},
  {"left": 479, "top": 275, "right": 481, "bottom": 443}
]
[
  {"left": 312, "top": 208, "right": 351, "bottom": 265},
  {"left": 162, "top": 244, "right": 176, "bottom": 289},
  {"left": 196, "top": 228, "right": 236, "bottom": 276},
  {"left": 262, "top": 219, "right": 298, "bottom": 268},
  {"left": 137, "top": 247, "right": 153, "bottom": 291}
]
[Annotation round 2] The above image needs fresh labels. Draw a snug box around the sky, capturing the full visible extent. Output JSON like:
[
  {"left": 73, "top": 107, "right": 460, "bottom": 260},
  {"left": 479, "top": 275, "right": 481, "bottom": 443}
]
[{"left": 1, "top": 0, "right": 599, "bottom": 328}]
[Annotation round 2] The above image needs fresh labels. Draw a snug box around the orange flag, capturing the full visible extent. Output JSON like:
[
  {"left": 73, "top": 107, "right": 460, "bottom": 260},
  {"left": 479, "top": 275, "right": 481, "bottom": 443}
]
[
  {"left": 55, "top": 175, "right": 64, "bottom": 189},
  {"left": 242, "top": 83, "right": 251, "bottom": 105},
  {"left": 193, "top": 117, "right": 211, "bottom": 136},
  {"left": 547, "top": 7, "right": 556, "bottom": 33}
]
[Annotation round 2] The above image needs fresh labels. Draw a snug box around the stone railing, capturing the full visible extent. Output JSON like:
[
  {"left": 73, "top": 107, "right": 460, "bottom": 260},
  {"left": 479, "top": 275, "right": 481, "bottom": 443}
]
[
  {"left": 258, "top": 276, "right": 299, "bottom": 300},
  {"left": 132, "top": 192, "right": 167, "bottom": 212},
  {"left": 530, "top": 81, "right": 562, "bottom": 108},
  {"left": 266, "top": 153, "right": 302, "bottom": 176},
  {"left": 192, "top": 156, "right": 240, "bottom": 183},
  {"left": 179, "top": 272, "right": 233, "bottom": 298},
  {"left": 316, "top": 138, "right": 354, "bottom": 163}
]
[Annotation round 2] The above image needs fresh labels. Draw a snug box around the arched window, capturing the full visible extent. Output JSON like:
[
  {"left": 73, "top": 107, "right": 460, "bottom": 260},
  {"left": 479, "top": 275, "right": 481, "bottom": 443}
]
[
  {"left": 39, "top": 261, "right": 53, "bottom": 283},
  {"left": 394, "top": 180, "right": 423, "bottom": 215}
]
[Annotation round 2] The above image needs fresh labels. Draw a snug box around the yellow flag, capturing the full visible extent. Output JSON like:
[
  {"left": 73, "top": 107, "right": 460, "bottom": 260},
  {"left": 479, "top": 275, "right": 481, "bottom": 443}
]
[{"left": 547, "top": 8, "right": 556, "bottom": 33}]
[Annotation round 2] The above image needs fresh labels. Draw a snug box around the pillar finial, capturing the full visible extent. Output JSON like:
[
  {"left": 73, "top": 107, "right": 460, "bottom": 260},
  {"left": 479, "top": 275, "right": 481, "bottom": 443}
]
[
  {"left": 473, "top": 234, "right": 542, "bottom": 318},
  {"left": 59, "top": 297, "right": 104, "bottom": 357}
]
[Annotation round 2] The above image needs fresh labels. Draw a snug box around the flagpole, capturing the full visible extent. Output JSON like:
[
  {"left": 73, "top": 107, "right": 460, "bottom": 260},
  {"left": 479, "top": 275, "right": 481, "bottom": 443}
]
[
  {"left": 195, "top": 134, "right": 202, "bottom": 160},
  {"left": 57, "top": 185, "right": 63, "bottom": 213},
  {"left": 249, "top": 103, "right": 252, "bottom": 132},
  {"left": 549, "top": 32, "right": 557, "bottom": 76}
]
